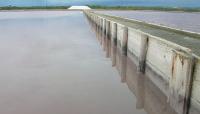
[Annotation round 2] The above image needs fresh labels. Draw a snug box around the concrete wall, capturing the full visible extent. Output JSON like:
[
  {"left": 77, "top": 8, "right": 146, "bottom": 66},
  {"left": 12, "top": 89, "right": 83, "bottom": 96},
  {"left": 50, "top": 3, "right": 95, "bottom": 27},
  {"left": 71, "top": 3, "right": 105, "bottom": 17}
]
[
  {"left": 191, "top": 58, "right": 200, "bottom": 113},
  {"left": 117, "top": 24, "right": 125, "bottom": 49},
  {"left": 110, "top": 21, "right": 117, "bottom": 66},
  {"left": 84, "top": 11, "right": 200, "bottom": 114}
]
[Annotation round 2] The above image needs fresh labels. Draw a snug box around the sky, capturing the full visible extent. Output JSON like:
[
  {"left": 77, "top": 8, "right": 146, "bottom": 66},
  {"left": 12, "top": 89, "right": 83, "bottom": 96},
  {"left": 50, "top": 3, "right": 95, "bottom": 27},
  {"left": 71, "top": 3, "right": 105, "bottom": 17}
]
[{"left": 0, "top": 0, "right": 199, "bottom": 7}]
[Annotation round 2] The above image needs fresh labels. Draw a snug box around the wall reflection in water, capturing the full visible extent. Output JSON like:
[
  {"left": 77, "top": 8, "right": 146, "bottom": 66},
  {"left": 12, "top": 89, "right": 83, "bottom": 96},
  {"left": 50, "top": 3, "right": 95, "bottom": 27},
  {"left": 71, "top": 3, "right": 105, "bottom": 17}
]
[
  {"left": 114, "top": 46, "right": 177, "bottom": 114},
  {"left": 89, "top": 18, "right": 178, "bottom": 114}
]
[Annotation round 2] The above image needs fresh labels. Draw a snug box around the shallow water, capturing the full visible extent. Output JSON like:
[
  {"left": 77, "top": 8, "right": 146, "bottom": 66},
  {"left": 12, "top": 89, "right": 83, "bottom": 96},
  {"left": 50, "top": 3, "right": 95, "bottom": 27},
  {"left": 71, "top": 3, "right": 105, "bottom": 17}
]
[
  {"left": 0, "top": 11, "right": 148, "bottom": 114},
  {"left": 96, "top": 11, "right": 200, "bottom": 33}
]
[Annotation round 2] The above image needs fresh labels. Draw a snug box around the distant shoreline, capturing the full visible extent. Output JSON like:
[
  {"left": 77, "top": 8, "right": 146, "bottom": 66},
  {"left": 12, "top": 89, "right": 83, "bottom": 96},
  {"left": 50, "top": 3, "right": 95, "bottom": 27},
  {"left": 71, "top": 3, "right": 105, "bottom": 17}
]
[
  {"left": 0, "top": 5, "right": 200, "bottom": 12},
  {"left": 88, "top": 5, "right": 200, "bottom": 12},
  {"left": 0, "top": 6, "right": 70, "bottom": 10}
]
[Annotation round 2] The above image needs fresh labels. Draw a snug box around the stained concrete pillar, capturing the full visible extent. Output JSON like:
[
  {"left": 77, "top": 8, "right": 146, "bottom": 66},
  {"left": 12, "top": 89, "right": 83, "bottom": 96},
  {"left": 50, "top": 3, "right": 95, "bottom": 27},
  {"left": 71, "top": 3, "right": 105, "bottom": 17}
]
[
  {"left": 138, "top": 34, "right": 148, "bottom": 73},
  {"left": 106, "top": 20, "right": 111, "bottom": 57},
  {"left": 102, "top": 19, "right": 106, "bottom": 51},
  {"left": 111, "top": 23, "right": 117, "bottom": 66},
  {"left": 100, "top": 18, "right": 103, "bottom": 45},
  {"left": 122, "top": 27, "right": 128, "bottom": 56},
  {"left": 169, "top": 50, "right": 195, "bottom": 114},
  {"left": 111, "top": 23, "right": 117, "bottom": 46}
]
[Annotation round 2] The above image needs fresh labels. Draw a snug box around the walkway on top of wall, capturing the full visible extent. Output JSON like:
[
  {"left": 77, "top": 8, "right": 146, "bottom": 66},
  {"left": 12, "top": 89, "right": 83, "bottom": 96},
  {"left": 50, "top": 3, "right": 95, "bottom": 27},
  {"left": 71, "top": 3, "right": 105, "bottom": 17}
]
[{"left": 86, "top": 11, "right": 200, "bottom": 58}]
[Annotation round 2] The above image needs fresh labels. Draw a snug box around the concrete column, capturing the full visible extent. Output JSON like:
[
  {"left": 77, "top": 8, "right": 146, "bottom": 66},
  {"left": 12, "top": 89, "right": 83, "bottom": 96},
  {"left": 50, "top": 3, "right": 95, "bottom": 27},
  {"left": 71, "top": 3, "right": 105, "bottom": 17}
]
[
  {"left": 138, "top": 34, "right": 148, "bottom": 73},
  {"left": 95, "top": 16, "right": 98, "bottom": 33},
  {"left": 102, "top": 19, "right": 106, "bottom": 51},
  {"left": 92, "top": 16, "right": 95, "bottom": 29},
  {"left": 96, "top": 17, "right": 100, "bottom": 40},
  {"left": 111, "top": 23, "right": 117, "bottom": 46},
  {"left": 122, "top": 27, "right": 128, "bottom": 56},
  {"left": 100, "top": 18, "right": 103, "bottom": 45},
  {"left": 96, "top": 16, "right": 101, "bottom": 42},
  {"left": 98, "top": 18, "right": 101, "bottom": 40},
  {"left": 106, "top": 20, "right": 111, "bottom": 57},
  {"left": 169, "top": 50, "right": 195, "bottom": 114},
  {"left": 111, "top": 23, "right": 117, "bottom": 66}
]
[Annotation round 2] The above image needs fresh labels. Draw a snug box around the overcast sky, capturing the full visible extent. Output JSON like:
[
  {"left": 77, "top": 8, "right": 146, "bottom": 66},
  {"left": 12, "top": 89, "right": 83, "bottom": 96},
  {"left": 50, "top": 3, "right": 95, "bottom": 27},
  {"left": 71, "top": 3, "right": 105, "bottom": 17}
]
[{"left": 0, "top": 0, "right": 199, "bottom": 7}]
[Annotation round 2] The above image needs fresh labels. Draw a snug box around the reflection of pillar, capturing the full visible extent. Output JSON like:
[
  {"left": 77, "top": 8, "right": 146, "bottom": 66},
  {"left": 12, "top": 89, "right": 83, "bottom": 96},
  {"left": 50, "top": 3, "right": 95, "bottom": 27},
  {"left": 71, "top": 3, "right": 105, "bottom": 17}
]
[
  {"left": 125, "top": 56, "right": 145, "bottom": 109},
  {"left": 122, "top": 27, "right": 128, "bottom": 56},
  {"left": 136, "top": 72, "right": 145, "bottom": 109},
  {"left": 111, "top": 23, "right": 117, "bottom": 66},
  {"left": 120, "top": 54, "right": 127, "bottom": 83},
  {"left": 94, "top": 16, "right": 97, "bottom": 32},
  {"left": 112, "top": 45, "right": 117, "bottom": 66},
  {"left": 92, "top": 16, "right": 96, "bottom": 32},
  {"left": 106, "top": 20, "right": 110, "bottom": 58},
  {"left": 116, "top": 47, "right": 120, "bottom": 73},
  {"left": 144, "top": 77, "right": 177, "bottom": 114}
]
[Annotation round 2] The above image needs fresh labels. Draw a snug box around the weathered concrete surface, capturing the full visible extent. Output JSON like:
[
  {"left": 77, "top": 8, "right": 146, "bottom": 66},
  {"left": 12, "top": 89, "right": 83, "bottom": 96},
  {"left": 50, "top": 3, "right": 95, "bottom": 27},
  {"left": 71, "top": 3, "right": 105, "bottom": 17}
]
[
  {"left": 125, "top": 55, "right": 177, "bottom": 114},
  {"left": 105, "top": 20, "right": 111, "bottom": 57},
  {"left": 85, "top": 11, "right": 200, "bottom": 114},
  {"left": 190, "top": 58, "right": 200, "bottom": 114},
  {"left": 128, "top": 28, "right": 148, "bottom": 73},
  {"left": 86, "top": 11, "right": 200, "bottom": 57},
  {"left": 116, "top": 24, "right": 128, "bottom": 55},
  {"left": 111, "top": 22, "right": 117, "bottom": 66}
]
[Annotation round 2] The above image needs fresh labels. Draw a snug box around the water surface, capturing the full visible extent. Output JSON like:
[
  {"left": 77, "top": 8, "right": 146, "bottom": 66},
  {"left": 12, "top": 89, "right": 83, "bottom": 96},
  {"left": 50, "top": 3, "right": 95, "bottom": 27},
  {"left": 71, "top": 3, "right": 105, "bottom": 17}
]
[{"left": 0, "top": 11, "right": 147, "bottom": 114}]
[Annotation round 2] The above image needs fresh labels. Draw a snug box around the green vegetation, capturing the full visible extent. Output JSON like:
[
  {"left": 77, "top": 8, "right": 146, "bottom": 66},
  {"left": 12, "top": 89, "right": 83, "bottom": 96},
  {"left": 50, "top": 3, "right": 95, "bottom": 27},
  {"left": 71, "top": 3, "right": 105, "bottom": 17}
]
[
  {"left": 88, "top": 5, "right": 200, "bottom": 12},
  {"left": 0, "top": 6, "right": 70, "bottom": 10}
]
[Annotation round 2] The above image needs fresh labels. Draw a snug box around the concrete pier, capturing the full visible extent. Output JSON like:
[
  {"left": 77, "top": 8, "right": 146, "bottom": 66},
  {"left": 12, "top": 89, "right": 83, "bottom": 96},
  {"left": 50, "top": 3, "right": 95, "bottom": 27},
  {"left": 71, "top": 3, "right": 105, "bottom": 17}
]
[
  {"left": 105, "top": 20, "right": 111, "bottom": 57},
  {"left": 111, "top": 22, "right": 117, "bottom": 66},
  {"left": 85, "top": 11, "right": 200, "bottom": 114}
]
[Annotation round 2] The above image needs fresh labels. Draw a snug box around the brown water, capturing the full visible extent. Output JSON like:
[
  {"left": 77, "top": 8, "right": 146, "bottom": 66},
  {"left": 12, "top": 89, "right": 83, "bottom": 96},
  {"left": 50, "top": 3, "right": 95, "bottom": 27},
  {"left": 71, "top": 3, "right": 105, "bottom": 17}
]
[
  {"left": 0, "top": 11, "right": 148, "bottom": 114},
  {"left": 96, "top": 11, "right": 200, "bottom": 33}
]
